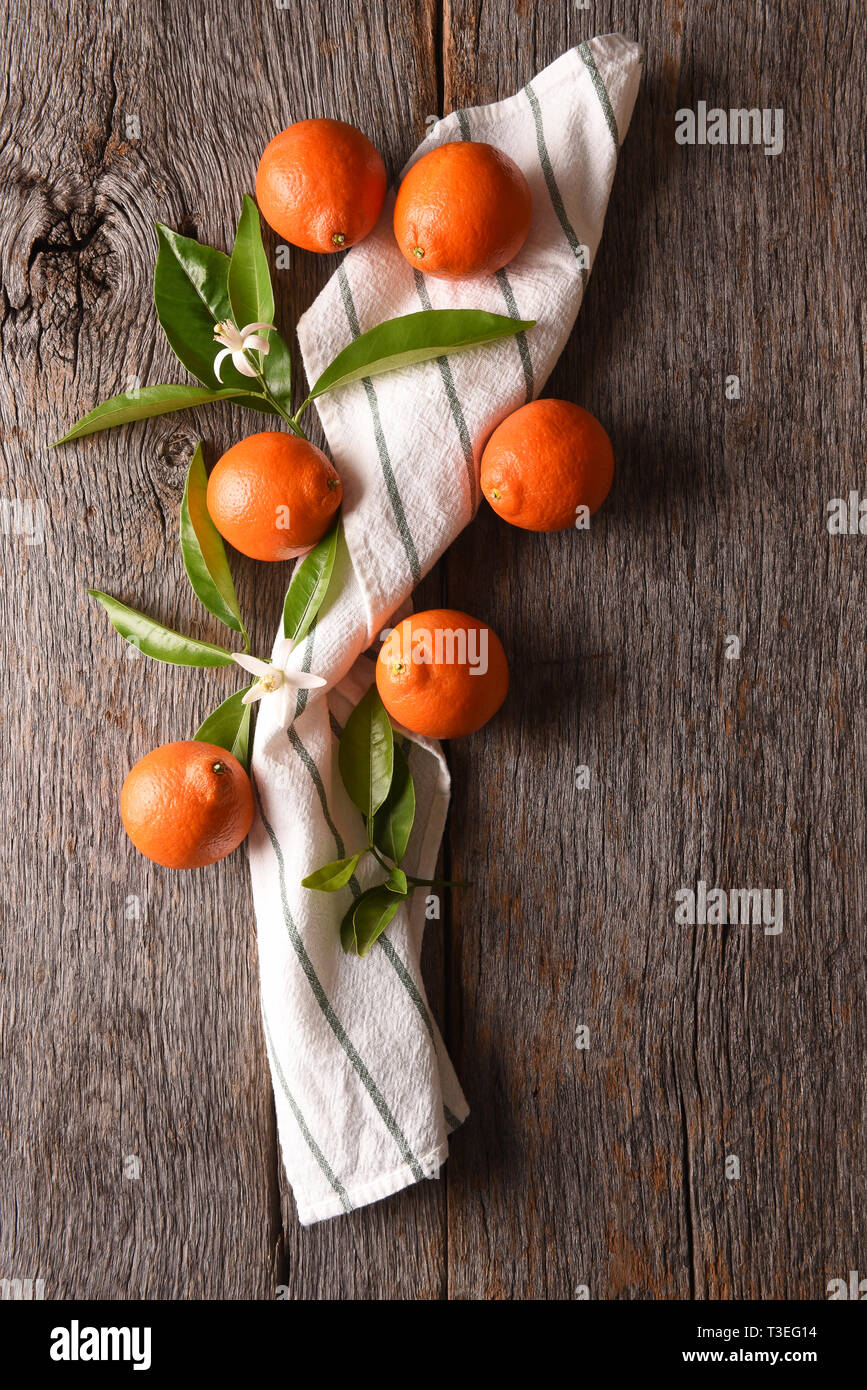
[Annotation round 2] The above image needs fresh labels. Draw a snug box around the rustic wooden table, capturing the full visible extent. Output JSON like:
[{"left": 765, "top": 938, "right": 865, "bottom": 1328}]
[{"left": 1, "top": 0, "right": 864, "bottom": 1300}]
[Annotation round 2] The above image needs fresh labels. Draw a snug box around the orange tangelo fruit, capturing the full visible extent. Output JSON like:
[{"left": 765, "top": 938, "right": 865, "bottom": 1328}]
[
  {"left": 206, "top": 431, "right": 342, "bottom": 562},
  {"left": 376, "top": 609, "right": 509, "bottom": 739},
  {"left": 393, "top": 141, "right": 532, "bottom": 280},
  {"left": 120, "top": 742, "right": 254, "bottom": 870},
  {"left": 480, "top": 399, "right": 614, "bottom": 532},
  {"left": 256, "top": 118, "right": 387, "bottom": 253}
]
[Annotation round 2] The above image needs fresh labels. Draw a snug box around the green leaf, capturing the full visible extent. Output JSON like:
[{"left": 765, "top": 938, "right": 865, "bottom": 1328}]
[
  {"left": 262, "top": 330, "right": 294, "bottom": 417},
  {"left": 305, "top": 309, "right": 535, "bottom": 403},
  {"left": 340, "top": 898, "right": 359, "bottom": 954},
  {"left": 231, "top": 702, "right": 252, "bottom": 768},
  {"left": 195, "top": 685, "right": 253, "bottom": 766},
  {"left": 154, "top": 223, "right": 264, "bottom": 392},
  {"left": 228, "top": 194, "right": 275, "bottom": 329},
  {"left": 338, "top": 685, "right": 394, "bottom": 824},
  {"left": 351, "top": 885, "right": 407, "bottom": 957},
  {"left": 88, "top": 590, "right": 236, "bottom": 666},
  {"left": 282, "top": 518, "right": 340, "bottom": 643},
  {"left": 371, "top": 742, "right": 415, "bottom": 865},
  {"left": 302, "top": 852, "right": 363, "bottom": 892},
  {"left": 180, "top": 443, "right": 245, "bottom": 637},
  {"left": 385, "top": 867, "right": 408, "bottom": 895},
  {"left": 54, "top": 384, "right": 260, "bottom": 444}
]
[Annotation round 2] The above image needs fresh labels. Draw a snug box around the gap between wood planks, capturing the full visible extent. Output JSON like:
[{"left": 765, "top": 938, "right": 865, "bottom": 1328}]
[{"left": 433, "top": 0, "right": 452, "bottom": 1307}]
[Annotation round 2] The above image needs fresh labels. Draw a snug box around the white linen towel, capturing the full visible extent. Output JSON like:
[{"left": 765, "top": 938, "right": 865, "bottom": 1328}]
[{"left": 247, "top": 35, "right": 644, "bottom": 1225}]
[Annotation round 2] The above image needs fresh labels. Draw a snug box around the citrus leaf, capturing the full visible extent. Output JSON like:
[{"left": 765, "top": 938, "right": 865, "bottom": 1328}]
[
  {"left": 54, "top": 384, "right": 257, "bottom": 444},
  {"left": 228, "top": 194, "right": 275, "bottom": 329},
  {"left": 88, "top": 590, "right": 236, "bottom": 667},
  {"left": 231, "top": 702, "right": 252, "bottom": 768},
  {"left": 154, "top": 223, "right": 264, "bottom": 392},
  {"left": 338, "top": 685, "right": 394, "bottom": 824},
  {"left": 282, "top": 518, "right": 340, "bottom": 643},
  {"left": 194, "top": 685, "right": 253, "bottom": 766},
  {"left": 262, "top": 330, "right": 294, "bottom": 417},
  {"left": 371, "top": 741, "right": 415, "bottom": 866},
  {"left": 351, "top": 885, "right": 407, "bottom": 957},
  {"left": 306, "top": 309, "right": 535, "bottom": 402},
  {"left": 180, "top": 443, "right": 245, "bottom": 637},
  {"left": 302, "top": 852, "right": 363, "bottom": 892},
  {"left": 385, "top": 867, "right": 408, "bottom": 895},
  {"left": 340, "top": 898, "right": 359, "bottom": 954}
]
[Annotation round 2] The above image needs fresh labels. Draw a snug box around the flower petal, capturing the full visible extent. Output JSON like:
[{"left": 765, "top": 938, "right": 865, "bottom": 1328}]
[
  {"left": 241, "top": 322, "right": 276, "bottom": 337},
  {"left": 285, "top": 672, "right": 328, "bottom": 691},
  {"left": 214, "top": 320, "right": 243, "bottom": 349},
  {"left": 243, "top": 335, "right": 270, "bottom": 355},
  {"left": 213, "top": 348, "right": 232, "bottom": 382},
  {"left": 241, "top": 684, "right": 264, "bottom": 705},
  {"left": 231, "top": 350, "right": 259, "bottom": 379},
  {"left": 272, "top": 637, "right": 297, "bottom": 667},
  {"left": 233, "top": 653, "right": 272, "bottom": 677},
  {"left": 276, "top": 686, "right": 294, "bottom": 729}
]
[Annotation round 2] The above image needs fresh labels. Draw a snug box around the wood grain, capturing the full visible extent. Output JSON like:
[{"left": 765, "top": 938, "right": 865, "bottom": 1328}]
[
  {"left": 442, "top": 0, "right": 866, "bottom": 1299},
  {"left": 0, "top": 0, "right": 864, "bottom": 1300},
  {"left": 0, "top": 0, "right": 444, "bottom": 1300},
  {"left": 256, "top": 0, "right": 450, "bottom": 1298}
]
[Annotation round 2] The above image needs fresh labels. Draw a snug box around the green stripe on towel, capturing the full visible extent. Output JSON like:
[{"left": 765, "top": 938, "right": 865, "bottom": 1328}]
[
  {"left": 262, "top": 1006, "right": 353, "bottom": 1212},
  {"left": 287, "top": 633, "right": 439, "bottom": 1056},
  {"left": 577, "top": 41, "right": 620, "bottom": 148},
  {"left": 377, "top": 935, "right": 435, "bottom": 1044},
  {"left": 256, "top": 785, "right": 426, "bottom": 1182},
  {"left": 494, "top": 268, "right": 534, "bottom": 401},
  {"left": 523, "top": 80, "right": 589, "bottom": 288},
  {"left": 411, "top": 268, "right": 477, "bottom": 508},
  {"left": 337, "top": 264, "right": 421, "bottom": 581},
  {"left": 287, "top": 726, "right": 346, "bottom": 850}
]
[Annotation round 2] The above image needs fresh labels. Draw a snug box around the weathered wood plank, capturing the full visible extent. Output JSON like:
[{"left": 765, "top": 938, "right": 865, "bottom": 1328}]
[
  {"left": 442, "top": 0, "right": 867, "bottom": 1299},
  {"left": 257, "top": 0, "right": 450, "bottom": 1297},
  {"left": 0, "top": 0, "right": 447, "bottom": 1302},
  {"left": 0, "top": 0, "right": 404, "bottom": 1301},
  {"left": 0, "top": 0, "right": 290, "bottom": 1299}
]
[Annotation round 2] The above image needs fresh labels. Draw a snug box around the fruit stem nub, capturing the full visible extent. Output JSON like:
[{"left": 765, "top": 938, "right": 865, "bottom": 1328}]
[{"left": 332, "top": 232, "right": 346, "bottom": 246}]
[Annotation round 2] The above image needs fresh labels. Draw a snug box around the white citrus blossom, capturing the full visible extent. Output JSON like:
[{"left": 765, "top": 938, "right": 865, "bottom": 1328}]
[
  {"left": 213, "top": 319, "right": 275, "bottom": 380},
  {"left": 233, "top": 637, "right": 327, "bottom": 727}
]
